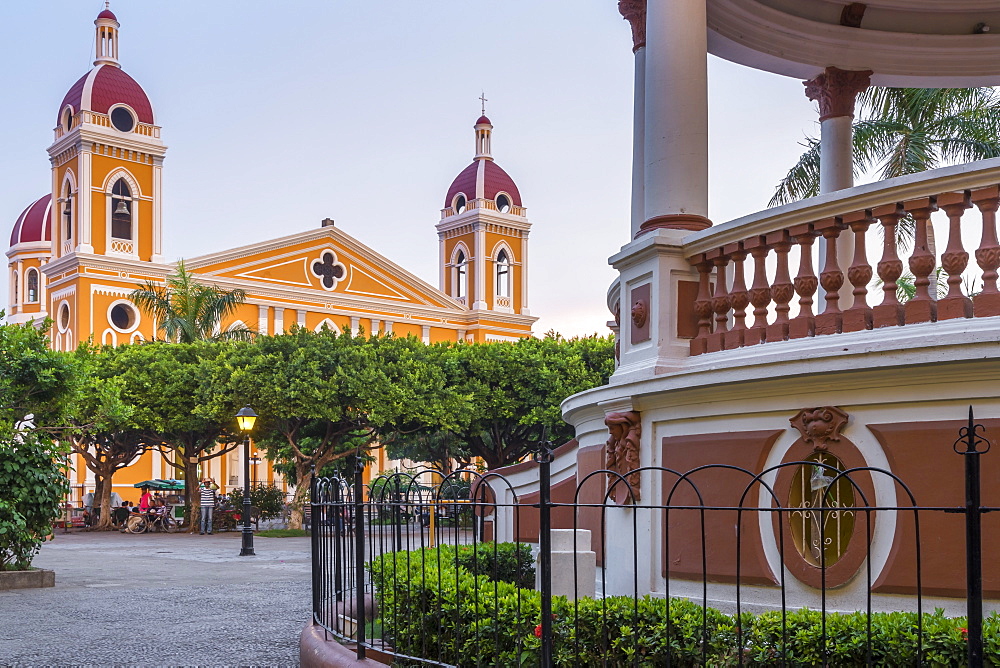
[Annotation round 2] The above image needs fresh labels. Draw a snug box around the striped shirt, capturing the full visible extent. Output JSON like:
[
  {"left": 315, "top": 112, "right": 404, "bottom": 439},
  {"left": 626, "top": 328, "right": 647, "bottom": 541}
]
[{"left": 199, "top": 485, "right": 217, "bottom": 507}]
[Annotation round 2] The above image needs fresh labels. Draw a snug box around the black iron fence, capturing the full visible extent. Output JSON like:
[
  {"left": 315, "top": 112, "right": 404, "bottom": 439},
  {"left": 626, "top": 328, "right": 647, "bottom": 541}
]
[{"left": 310, "top": 410, "right": 998, "bottom": 667}]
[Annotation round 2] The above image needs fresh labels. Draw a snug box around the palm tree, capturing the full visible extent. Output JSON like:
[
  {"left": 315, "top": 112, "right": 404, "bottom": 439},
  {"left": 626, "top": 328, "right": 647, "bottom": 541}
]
[
  {"left": 771, "top": 87, "right": 1000, "bottom": 207},
  {"left": 130, "top": 260, "right": 253, "bottom": 342}
]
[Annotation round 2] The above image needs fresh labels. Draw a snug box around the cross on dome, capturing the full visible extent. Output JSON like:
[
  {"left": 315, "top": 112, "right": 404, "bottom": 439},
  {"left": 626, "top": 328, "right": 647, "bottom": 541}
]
[{"left": 479, "top": 91, "right": 488, "bottom": 116}]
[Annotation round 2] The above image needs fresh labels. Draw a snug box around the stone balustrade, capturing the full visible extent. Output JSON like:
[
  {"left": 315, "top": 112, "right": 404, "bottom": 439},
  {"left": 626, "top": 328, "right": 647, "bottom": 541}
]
[{"left": 681, "top": 160, "right": 1000, "bottom": 356}]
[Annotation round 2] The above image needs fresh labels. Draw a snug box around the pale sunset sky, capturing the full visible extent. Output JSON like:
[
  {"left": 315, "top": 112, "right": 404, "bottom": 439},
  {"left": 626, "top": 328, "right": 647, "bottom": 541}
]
[{"left": 0, "top": 1, "right": 819, "bottom": 337}]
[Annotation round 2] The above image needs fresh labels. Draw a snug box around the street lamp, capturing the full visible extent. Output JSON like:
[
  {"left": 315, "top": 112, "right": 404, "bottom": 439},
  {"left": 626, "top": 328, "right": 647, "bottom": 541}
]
[
  {"left": 250, "top": 452, "right": 261, "bottom": 486},
  {"left": 236, "top": 405, "right": 258, "bottom": 556}
]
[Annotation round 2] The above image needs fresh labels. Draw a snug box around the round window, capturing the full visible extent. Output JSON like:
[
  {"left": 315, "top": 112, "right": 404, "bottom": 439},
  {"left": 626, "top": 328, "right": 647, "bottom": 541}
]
[
  {"left": 109, "top": 303, "right": 137, "bottom": 331},
  {"left": 110, "top": 107, "right": 135, "bottom": 132},
  {"left": 788, "top": 452, "right": 855, "bottom": 568},
  {"left": 59, "top": 303, "right": 70, "bottom": 331},
  {"left": 496, "top": 194, "right": 511, "bottom": 213}
]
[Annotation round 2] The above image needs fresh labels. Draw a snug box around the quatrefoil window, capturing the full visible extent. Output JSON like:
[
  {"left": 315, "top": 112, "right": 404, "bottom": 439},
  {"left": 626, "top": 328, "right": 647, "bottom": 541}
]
[{"left": 311, "top": 250, "right": 347, "bottom": 290}]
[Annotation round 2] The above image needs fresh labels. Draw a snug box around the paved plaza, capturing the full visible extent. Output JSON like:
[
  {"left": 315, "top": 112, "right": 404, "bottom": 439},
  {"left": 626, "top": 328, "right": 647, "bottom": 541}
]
[{"left": 0, "top": 529, "right": 311, "bottom": 667}]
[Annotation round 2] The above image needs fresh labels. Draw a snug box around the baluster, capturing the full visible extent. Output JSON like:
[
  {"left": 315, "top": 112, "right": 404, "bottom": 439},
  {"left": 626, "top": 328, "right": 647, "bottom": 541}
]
[
  {"left": 972, "top": 186, "right": 1000, "bottom": 317},
  {"left": 707, "top": 249, "right": 731, "bottom": 353},
  {"left": 814, "top": 218, "right": 848, "bottom": 335},
  {"left": 766, "top": 230, "right": 793, "bottom": 342},
  {"left": 937, "top": 191, "right": 973, "bottom": 319},
  {"left": 690, "top": 256, "right": 713, "bottom": 355},
  {"left": 724, "top": 242, "right": 749, "bottom": 349},
  {"left": 789, "top": 224, "right": 818, "bottom": 339},
  {"left": 745, "top": 236, "right": 770, "bottom": 346},
  {"left": 904, "top": 197, "right": 939, "bottom": 324},
  {"left": 841, "top": 210, "right": 874, "bottom": 332},
  {"left": 872, "top": 203, "right": 905, "bottom": 327}
]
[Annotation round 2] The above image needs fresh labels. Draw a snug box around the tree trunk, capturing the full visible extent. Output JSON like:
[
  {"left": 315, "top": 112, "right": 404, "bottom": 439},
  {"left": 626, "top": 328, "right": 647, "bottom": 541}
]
[
  {"left": 94, "top": 472, "right": 116, "bottom": 530},
  {"left": 287, "top": 464, "right": 311, "bottom": 530},
  {"left": 183, "top": 456, "right": 200, "bottom": 532}
]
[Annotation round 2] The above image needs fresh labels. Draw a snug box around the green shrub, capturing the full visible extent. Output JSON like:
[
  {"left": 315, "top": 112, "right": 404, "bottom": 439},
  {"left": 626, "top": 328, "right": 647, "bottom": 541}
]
[
  {"left": 225, "top": 483, "right": 286, "bottom": 520},
  {"left": 0, "top": 432, "right": 69, "bottom": 571},
  {"left": 368, "top": 545, "right": 1000, "bottom": 667}
]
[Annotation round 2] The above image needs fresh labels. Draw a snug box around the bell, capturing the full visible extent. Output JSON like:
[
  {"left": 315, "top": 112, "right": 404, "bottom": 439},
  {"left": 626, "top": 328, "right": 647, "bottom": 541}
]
[{"left": 114, "top": 201, "right": 130, "bottom": 216}]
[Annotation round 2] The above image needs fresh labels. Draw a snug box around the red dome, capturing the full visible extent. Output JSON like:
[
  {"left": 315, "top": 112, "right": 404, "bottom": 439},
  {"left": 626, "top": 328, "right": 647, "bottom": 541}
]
[
  {"left": 445, "top": 160, "right": 522, "bottom": 209},
  {"left": 10, "top": 195, "right": 52, "bottom": 247},
  {"left": 58, "top": 65, "right": 154, "bottom": 126},
  {"left": 97, "top": 9, "right": 118, "bottom": 21},
  {"left": 476, "top": 115, "right": 492, "bottom": 125}
]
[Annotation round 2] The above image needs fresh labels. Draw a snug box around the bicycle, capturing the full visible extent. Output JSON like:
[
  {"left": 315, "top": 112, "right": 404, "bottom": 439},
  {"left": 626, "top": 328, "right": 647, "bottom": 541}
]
[{"left": 124, "top": 509, "right": 183, "bottom": 534}]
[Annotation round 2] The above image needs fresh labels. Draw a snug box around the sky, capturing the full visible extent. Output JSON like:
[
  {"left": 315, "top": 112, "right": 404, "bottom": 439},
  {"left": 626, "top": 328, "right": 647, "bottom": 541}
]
[{"left": 0, "top": 1, "right": 819, "bottom": 338}]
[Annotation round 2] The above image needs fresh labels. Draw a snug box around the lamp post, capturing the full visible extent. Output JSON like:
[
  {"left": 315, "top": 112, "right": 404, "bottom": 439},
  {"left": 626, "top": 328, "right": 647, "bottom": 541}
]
[
  {"left": 236, "top": 406, "right": 258, "bottom": 556},
  {"left": 250, "top": 452, "right": 261, "bottom": 486}
]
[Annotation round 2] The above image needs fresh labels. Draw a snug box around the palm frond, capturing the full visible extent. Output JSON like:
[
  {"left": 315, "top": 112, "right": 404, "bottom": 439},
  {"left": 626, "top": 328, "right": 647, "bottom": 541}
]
[{"left": 769, "top": 137, "right": 821, "bottom": 206}]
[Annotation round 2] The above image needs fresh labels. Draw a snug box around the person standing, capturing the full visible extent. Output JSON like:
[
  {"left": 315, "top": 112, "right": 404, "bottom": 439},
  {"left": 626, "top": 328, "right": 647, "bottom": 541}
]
[{"left": 199, "top": 478, "right": 219, "bottom": 535}]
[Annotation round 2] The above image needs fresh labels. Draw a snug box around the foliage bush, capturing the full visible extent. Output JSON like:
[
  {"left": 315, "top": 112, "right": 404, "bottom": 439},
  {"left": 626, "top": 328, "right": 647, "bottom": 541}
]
[
  {"left": 225, "top": 483, "right": 286, "bottom": 520},
  {"left": 368, "top": 545, "right": 999, "bottom": 667},
  {"left": 0, "top": 433, "right": 69, "bottom": 570}
]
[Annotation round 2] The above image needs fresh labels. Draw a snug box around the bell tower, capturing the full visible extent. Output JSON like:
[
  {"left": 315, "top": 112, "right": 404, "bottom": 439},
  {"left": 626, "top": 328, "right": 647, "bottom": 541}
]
[
  {"left": 437, "top": 114, "right": 531, "bottom": 319},
  {"left": 47, "top": 5, "right": 166, "bottom": 263}
]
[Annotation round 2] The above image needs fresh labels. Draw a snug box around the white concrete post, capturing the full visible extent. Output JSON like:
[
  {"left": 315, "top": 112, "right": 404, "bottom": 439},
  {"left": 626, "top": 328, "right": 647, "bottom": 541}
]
[
  {"left": 640, "top": 0, "right": 710, "bottom": 235},
  {"left": 535, "top": 529, "right": 596, "bottom": 600}
]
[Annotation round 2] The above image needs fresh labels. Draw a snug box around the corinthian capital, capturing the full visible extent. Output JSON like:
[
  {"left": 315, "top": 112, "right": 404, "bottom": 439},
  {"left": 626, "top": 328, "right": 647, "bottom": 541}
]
[
  {"left": 618, "top": 0, "right": 646, "bottom": 51},
  {"left": 803, "top": 67, "right": 873, "bottom": 121}
]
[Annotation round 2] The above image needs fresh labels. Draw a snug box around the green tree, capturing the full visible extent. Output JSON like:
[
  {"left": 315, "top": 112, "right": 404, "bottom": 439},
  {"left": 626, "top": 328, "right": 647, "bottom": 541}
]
[
  {"left": 436, "top": 334, "right": 615, "bottom": 469},
  {"left": 107, "top": 341, "right": 242, "bottom": 527},
  {"left": 0, "top": 316, "right": 77, "bottom": 569},
  {"left": 211, "top": 329, "right": 467, "bottom": 529},
  {"left": 59, "top": 346, "right": 152, "bottom": 530},
  {"left": 130, "top": 260, "right": 253, "bottom": 342},
  {"left": 382, "top": 430, "right": 471, "bottom": 474},
  {"left": 771, "top": 87, "right": 1000, "bottom": 206}
]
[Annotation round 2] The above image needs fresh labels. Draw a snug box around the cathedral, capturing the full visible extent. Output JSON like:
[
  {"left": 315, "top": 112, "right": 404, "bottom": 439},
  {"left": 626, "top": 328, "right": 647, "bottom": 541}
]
[{"left": 5, "top": 8, "right": 537, "bottom": 500}]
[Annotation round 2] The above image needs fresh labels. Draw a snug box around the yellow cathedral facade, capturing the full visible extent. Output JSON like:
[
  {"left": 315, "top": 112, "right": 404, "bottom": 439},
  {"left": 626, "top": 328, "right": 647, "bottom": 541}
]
[{"left": 5, "top": 9, "right": 537, "bottom": 503}]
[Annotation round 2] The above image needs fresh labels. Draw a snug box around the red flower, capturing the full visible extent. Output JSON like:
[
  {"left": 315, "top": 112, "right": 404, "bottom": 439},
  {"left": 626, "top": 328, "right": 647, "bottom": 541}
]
[
  {"left": 960, "top": 627, "right": 968, "bottom": 637},
  {"left": 534, "top": 624, "right": 543, "bottom": 638}
]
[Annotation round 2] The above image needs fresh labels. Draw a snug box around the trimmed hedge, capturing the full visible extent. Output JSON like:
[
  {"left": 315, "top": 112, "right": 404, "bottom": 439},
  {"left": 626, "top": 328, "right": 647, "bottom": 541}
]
[{"left": 369, "top": 544, "right": 1000, "bottom": 667}]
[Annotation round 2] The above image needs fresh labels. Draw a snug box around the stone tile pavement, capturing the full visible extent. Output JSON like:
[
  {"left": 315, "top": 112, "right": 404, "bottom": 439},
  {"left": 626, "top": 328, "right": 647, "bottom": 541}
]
[{"left": 0, "top": 529, "right": 311, "bottom": 667}]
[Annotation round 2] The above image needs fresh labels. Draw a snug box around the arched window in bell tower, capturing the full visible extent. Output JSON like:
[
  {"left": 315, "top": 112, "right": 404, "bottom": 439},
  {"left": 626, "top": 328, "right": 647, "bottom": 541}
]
[
  {"left": 61, "top": 178, "right": 75, "bottom": 251},
  {"left": 25, "top": 269, "right": 39, "bottom": 303},
  {"left": 455, "top": 249, "right": 468, "bottom": 301},
  {"left": 111, "top": 178, "right": 133, "bottom": 240},
  {"left": 495, "top": 249, "right": 511, "bottom": 299}
]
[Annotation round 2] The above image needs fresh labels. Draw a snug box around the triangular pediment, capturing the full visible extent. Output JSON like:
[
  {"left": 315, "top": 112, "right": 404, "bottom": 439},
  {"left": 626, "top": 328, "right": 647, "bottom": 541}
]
[{"left": 185, "top": 227, "right": 460, "bottom": 309}]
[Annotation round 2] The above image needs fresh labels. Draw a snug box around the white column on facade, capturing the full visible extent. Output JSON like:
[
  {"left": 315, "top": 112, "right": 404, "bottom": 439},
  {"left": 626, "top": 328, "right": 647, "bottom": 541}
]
[
  {"left": 258, "top": 305, "right": 269, "bottom": 335},
  {"left": 457, "top": 329, "right": 466, "bottom": 342},
  {"left": 78, "top": 150, "right": 95, "bottom": 253},
  {"left": 297, "top": 309, "right": 306, "bottom": 328},
  {"left": 274, "top": 308, "right": 284, "bottom": 334},
  {"left": 473, "top": 224, "right": 487, "bottom": 309},
  {"left": 151, "top": 448, "right": 162, "bottom": 479},
  {"left": 519, "top": 233, "right": 530, "bottom": 315},
  {"left": 384, "top": 320, "right": 393, "bottom": 335},
  {"left": 640, "top": 0, "right": 709, "bottom": 234},
  {"left": 439, "top": 235, "right": 447, "bottom": 291},
  {"left": 39, "top": 258, "right": 48, "bottom": 314},
  {"left": 151, "top": 159, "right": 165, "bottom": 263},
  {"left": 804, "top": 67, "right": 871, "bottom": 309},
  {"left": 15, "top": 260, "right": 23, "bottom": 306},
  {"left": 370, "top": 318, "right": 381, "bottom": 335},
  {"left": 421, "top": 325, "right": 431, "bottom": 344},
  {"left": 350, "top": 316, "right": 360, "bottom": 335},
  {"left": 619, "top": 0, "right": 647, "bottom": 237}
]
